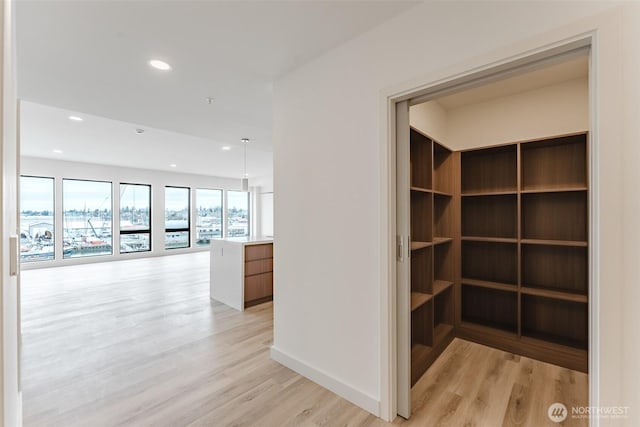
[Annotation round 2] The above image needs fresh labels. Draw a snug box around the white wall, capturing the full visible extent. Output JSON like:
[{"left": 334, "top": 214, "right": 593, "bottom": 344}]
[
  {"left": 447, "top": 77, "right": 588, "bottom": 149},
  {"left": 247, "top": 173, "right": 274, "bottom": 238},
  {"left": 20, "top": 156, "right": 253, "bottom": 269},
  {"left": 410, "top": 77, "right": 589, "bottom": 149},
  {"left": 273, "top": 0, "right": 638, "bottom": 422},
  {"left": 408, "top": 100, "right": 447, "bottom": 143},
  {"left": 620, "top": 3, "right": 640, "bottom": 414}
]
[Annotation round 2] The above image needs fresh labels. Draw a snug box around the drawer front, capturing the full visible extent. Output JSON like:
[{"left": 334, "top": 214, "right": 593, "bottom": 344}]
[
  {"left": 244, "top": 272, "right": 273, "bottom": 302},
  {"left": 245, "top": 243, "right": 273, "bottom": 261},
  {"left": 245, "top": 258, "right": 273, "bottom": 277}
]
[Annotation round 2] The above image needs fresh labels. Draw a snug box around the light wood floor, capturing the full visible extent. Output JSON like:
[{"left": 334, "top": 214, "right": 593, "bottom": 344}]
[{"left": 21, "top": 252, "right": 588, "bottom": 426}]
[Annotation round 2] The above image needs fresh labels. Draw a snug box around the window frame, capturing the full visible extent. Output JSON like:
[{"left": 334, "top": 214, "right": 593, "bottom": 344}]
[
  {"left": 20, "top": 175, "right": 56, "bottom": 263},
  {"left": 119, "top": 182, "right": 152, "bottom": 254},
  {"left": 195, "top": 187, "right": 223, "bottom": 246},
  {"left": 62, "top": 178, "right": 114, "bottom": 259},
  {"left": 164, "top": 185, "right": 191, "bottom": 249},
  {"left": 226, "top": 190, "right": 250, "bottom": 238}
]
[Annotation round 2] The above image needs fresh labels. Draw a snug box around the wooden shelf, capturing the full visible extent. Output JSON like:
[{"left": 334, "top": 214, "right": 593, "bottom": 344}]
[
  {"left": 462, "top": 284, "right": 518, "bottom": 333},
  {"left": 461, "top": 144, "right": 517, "bottom": 194},
  {"left": 404, "top": 130, "right": 589, "bottom": 379},
  {"left": 411, "top": 343, "right": 433, "bottom": 386},
  {"left": 462, "top": 240, "right": 517, "bottom": 285},
  {"left": 458, "top": 132, "right": 589, "bottom": 371},
  {"left": 521, "top": 286, "right": 587, "bottom": 303},
  {"left": 434, "top": 142, "right": 454, "bottom": 194},
  {"left": 520, "top": 186, "right": 587, "bottom": 194},
  {"left": 462, "top": 194, "right": 517, "bottom": 239},
  {"left": 408, "top": 128, "right": 456, "bottom": 387},
  {"left": 522, "top": 244, "right": 587, "bottom": 294},
  {"left": 461, "top": 278, "right": 517, "bottom": 293},
  {"left": 433, "top": 323, "right": 454, "bottom": 345},
  {"left": 459, "top": 321, "right": 519, "bottom": 340},
  {"left": 411, "top": 241, "right": 432, "bottom": 251},
  {"left": 461, "top": 236, "right": 517, "bottom": 243},
  {"left": 432, "top": 237, "right": 452, "bottom": 245},
  {"left": 461, "top": 190, "right": 518, "bottom": 197},
  {"left": 434, "top": 194, "right": 453, "bottom": 239},
  {"left": 522, "top": 294, "right": 588, "bottom": 350},
  {"left": 521, "top": 134, "right": 587, "bottom": 190},
  {"left": 411, "top": 128, "right": 432, "bottom": 189},
  {"left": 412, "top": 247, "right": 432, "bottom": 295},
  {"left": 410, "top": 186, "right": 432, "bottom": 193},
  {"left": 411, "top": 191, "right": 433, "bottom": 242},
  {"left": 462, "top": 236, "right": 587, "bottom": 247},
  {"left": 521, "top": 238, "right": 587, "bottom": 247},
  {"left": 521, "top": 191, "right": 587, "bottom": 241},
  {"left": 432, "top": 189, "right": 452, "bottom": 197},
  {"left": 411, "top": 343, "right": 432, "bottom": 359},
  {"left": 408, "top": 129, "right": 592, "bottom": 384},
  {"left": 433, "top": 280, "right": 453, "bottom": 295},
  {"left": 411, "top": 292, "right": 432, "bottom": 311}
]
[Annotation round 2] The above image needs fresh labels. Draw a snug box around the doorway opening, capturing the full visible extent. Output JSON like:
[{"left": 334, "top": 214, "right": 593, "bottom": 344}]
[{"left": 390, "top": 38, "right": 596, "bottom": 423}]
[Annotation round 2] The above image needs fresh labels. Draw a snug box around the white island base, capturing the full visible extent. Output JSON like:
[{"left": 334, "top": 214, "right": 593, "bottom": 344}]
[{"left": 210, "top": 237, "right": 273, "bottom": 311}]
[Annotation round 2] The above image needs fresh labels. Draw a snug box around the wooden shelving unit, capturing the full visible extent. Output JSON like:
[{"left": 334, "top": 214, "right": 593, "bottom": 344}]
[
  {"left": 458, "top": 132, "right": 588, "bottom": 372},
  {"left": 406, "top": 128, "right": 588, "bottom": 388},
  {"left": 461, "top": 194, "right": 517, "bottom": 238},
  {"left": 461, "top": 144, "right": 517, "bottom": 194},
  {"left": 408, "top": 128, "right": 457, "bottom": 386},
  {"left": 461, "top": 285, "right": 518, "bottom": 333}
]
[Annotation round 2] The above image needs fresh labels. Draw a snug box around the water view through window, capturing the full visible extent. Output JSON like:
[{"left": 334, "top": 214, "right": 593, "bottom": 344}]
[
  {"left": 196, "top": 188, "right": 222, "bottom": 246},
  {"left": 120, "top": 183, "right": 151, "bottom": 253},
  {"left": 20, "top": 176, "right": 55, "bottom": 262},
  {"left": 165, "top": 186, "right": 190, "bottom": 249},
  {"left": 21, "top": 178, "right": 253, "bottom": 262},
  {"left": 63, "top": 179, "right": 113, "bottom": 258},
  {"left": 227, "top": 191, "right": 249, "bottom": 237}
]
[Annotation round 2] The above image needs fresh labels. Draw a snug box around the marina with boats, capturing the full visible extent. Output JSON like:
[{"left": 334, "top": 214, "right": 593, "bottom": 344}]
[{"left": 20, "top": 214, "right": 245, "bottom": 261}]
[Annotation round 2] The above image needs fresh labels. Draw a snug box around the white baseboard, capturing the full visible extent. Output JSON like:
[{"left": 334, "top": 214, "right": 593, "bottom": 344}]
[{"left": 270, "top": 346, "right": 380, "bottom": 416}]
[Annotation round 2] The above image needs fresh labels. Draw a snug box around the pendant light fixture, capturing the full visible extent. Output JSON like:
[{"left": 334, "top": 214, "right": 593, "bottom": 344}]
[{"left": 241, "top": 138, "right": 249, "bottom": 191}]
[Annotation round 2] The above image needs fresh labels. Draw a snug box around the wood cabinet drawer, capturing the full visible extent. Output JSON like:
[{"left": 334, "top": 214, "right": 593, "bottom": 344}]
[
  {"left": 244, "top": 272, "right": 273, "bottom": 302},
  {"left": 245, "top": 258, "right": 273, "bottom": 277},
  {"left": 245, "top": 243, "right": 273, "bottom": 261}
]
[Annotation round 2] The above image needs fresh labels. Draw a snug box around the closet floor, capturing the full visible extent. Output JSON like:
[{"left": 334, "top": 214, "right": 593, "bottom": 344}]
[{"left": 394, "top": 338, "right": 588, "bottom": 427}]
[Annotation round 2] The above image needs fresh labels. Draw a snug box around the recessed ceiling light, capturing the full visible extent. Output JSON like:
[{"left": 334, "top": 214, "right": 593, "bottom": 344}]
[
  {"left": 221, "top": 146, "right": 231, "bottom": 151},
  {"left": 52, "top": 149, "right": 63, "bottom": 154},
  {"left": 149, "top": 59, "right": 172, "bottom": 71},
  {"left": 169, "top": 164, "right": 177, "bottom": 168},
  {"left": 135, "top": 128, "right": 145, "bottom": 134},
  {"left": 68, "top": 115, "right": 83, "bottom": 122}
]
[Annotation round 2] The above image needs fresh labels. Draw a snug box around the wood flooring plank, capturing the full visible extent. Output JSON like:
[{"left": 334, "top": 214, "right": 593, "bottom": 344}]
[{"left": 22, "top": 252, "right": 588, "bottom": 427}]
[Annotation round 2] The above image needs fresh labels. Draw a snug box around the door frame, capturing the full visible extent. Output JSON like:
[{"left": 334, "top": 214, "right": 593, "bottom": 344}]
[
  {"left": 380, "top": 33, "right": 598, "bottom": 421},
  {"left": 1, "top": 0, "right": 21, "bottom": 425}
]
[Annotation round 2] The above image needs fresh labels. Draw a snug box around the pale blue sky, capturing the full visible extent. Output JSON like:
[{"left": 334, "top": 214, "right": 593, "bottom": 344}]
[{"left": 20, "top": 176, "right": 248, "bottom": 212}]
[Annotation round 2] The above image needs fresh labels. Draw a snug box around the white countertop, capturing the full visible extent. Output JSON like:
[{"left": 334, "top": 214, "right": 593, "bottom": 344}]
[{"left": 214, "top": 236, "right": 273, "bottom": 245}]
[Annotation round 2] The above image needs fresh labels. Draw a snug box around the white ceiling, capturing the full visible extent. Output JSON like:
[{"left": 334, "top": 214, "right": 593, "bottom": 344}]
[{"left": 16, "top": 0, "right": 419, "bottom": 178}]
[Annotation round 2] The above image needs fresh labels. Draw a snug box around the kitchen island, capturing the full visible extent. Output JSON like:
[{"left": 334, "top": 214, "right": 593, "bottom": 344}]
[{"left": 210, "top": 237, "right": 273, "bottom": 311}]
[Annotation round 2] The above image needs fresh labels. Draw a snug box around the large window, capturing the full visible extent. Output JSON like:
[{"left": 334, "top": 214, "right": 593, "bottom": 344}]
[
  {"left": 63, "top": 179, "right": 113, "bottom": 258},
  {"left": 165, "top": 186, "right": 190, "bottom": 249},
  {"left": 120, "top": 183, "right": 151, "bottom": 253},
  {"left": 20, "top": 176, "right": 55, "bottom": 262},
  {"left": 227, "top": 191, "right": 249, "bottom": 237},
  {"left": 195, "top": 188, "right": 223, "bottom": 246}
]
